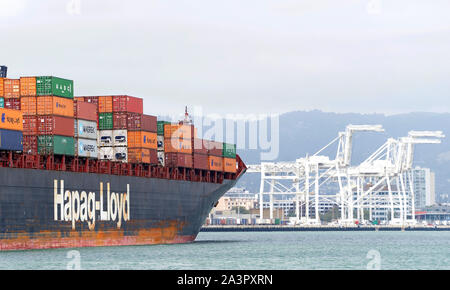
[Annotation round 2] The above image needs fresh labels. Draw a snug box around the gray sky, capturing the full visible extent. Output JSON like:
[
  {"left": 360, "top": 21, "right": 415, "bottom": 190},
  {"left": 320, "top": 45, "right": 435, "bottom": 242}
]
[{"left": 1, "top": 0, "right": 450, "bottom": 116}]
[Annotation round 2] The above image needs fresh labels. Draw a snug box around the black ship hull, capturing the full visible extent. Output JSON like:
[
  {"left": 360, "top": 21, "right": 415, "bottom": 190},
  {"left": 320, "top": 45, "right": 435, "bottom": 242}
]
[{"left": 0, "top": 167, "right": 239, "bottom": 251}]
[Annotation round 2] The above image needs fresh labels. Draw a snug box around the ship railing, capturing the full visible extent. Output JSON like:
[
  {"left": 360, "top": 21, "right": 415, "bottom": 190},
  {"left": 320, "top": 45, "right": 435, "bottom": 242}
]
[{"left": 0, "top": 151, "right": 246, "bottom": 184}]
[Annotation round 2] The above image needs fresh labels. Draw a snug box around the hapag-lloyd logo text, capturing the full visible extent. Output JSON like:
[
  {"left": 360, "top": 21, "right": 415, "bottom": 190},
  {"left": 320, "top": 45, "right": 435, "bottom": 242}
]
[{"left": 54, "top": 180, "right": 130, "bottom": 230}]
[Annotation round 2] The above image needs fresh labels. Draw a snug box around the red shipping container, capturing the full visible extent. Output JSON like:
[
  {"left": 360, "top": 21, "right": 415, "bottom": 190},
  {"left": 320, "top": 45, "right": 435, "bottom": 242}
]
[
  {"left": 78, "top": 96, "right": 99, "bottom": 107},
  {"left": 193, "top": 139, "right": 208, "bottom": 155},
  {"left": 113, "top": 113, "right": 128, "bottom": 129},
  {"left": 112, "top": 95, "right": 143, "bottom": 114},
  {"left": 23, "top": 116, "right": 38, "bottom": 135},
  {"left": 149, "top": 149, "right": 158, "bottom": 164},
  {"left": 74, "top": 100, "right": 97, "bottom": 121},
  {"left": 165, "top": 152, "right": 193, "bottom": 168},
  {"left": 127, "top": 113, "right": 157, "bottom": 132},
  {"left": 23, "top": 136, "right": 38, "bottom": 155},
  {"left": 4, "top": 98, "right": 21, "bottom": 110},
  {"left": 193, "top": 153, "right": 209, "bottom": 170},
  {"left": 37, "top": 116, "right": 75, "bottom": 137}
]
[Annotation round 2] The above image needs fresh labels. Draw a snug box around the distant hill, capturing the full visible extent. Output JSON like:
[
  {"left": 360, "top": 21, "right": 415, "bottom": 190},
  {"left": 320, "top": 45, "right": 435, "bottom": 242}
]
[{"left": 236, "top": 110, "right": 450, "bottom": 202}]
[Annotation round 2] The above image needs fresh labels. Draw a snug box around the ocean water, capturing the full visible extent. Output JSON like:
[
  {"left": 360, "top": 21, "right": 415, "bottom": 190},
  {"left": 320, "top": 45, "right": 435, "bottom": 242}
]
[{"left": 0, "top": 231, "right": 449, "bottom": 270}]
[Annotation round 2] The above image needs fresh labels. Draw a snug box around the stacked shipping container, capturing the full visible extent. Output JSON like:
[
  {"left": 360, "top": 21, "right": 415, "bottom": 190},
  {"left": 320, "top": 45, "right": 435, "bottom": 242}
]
[
  {"left": 157, "top": 121, "right": 170, "bottom": 166},
  {"left": 127, "top": 113, "right": 158, "bottom": 164},
  {"left": 0, "top": 108, "right": 23, "bottom": 151},
  {"left": 74, "top": 100, "right": 98, "bottom": 158},
  {"left": 20, "top": 76, "right": 76, "bottom": 156},
  {"left": 164, "top": 124, "right": 195, "bottom": 168},
  {"left": 0, "top": 73, "right": 238, "bottom": 173}
]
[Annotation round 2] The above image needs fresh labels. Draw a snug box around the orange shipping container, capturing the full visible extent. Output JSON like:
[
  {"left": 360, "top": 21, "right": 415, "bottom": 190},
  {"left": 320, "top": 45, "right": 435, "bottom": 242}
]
[
  {"left": 21, "top": 97, "right": 37, "bottom": 115},
  {"left": 223, "top": 157, "right": 237, "bottom": 173},
  {"left": 0, "top": 108, "right": 23, "bottom": 131},
  {"left": 0, "top": 78, "right": 4, "bottom": 97},
  {"left": 128, "top": 131, "right": 157, "bottom": 149},
  {"left": 98, "top": 96, "right": 113, "bottom": 113},
  {"left": 20, "top": 77, "right": 36, "bottom": 96},
  {"left": 164, "top": 138, "right": 193, "bottom": 154},
  {"left": 3, "top": 79, "right": 20, "bottom": 99},
  {"left": 208, "top": 155, "right": 223, "bottom": 172},
  {"left": 128, "top": 148, "right": 151, "bottom": 164},
  {"left": 163, "top": 124, "right": 195, "bottom": 139},
  {"left": 37, "top": 96, "right": 74, "bottom": 117}
]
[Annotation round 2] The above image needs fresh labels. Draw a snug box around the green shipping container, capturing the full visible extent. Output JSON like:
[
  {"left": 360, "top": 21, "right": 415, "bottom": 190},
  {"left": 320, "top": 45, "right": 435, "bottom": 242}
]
[
  {"left": 38, "top": 135, "right": 75, "bottom": 156},
  {"left": 0, "top": 98, "right": 4, "bottom": 108},
  {"left": 157, "top": 121, "right": 170, "bottom": 136},
  {"left": 223, "top": 143, "right": 236, "bottom": 158},
  {"left": 99, "top": 113, "right": 113, "bottom": 130},
  {"left": 36, "top": 76, "right": 74, "bottom": 99}
]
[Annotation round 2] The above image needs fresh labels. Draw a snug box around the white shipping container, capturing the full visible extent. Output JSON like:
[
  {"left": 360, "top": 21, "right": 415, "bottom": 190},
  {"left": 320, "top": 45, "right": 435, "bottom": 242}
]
[
  {"left": 75, "top": 119, "right": 97, "bottom": 140},
  {"left": 99, "top": 147, "right": 114, "bottom": 160},
  {"left": 76, "top": 138, "right": 98, "bottom": 158},
  {"left": 113, "top": 147, "right": 128, "bottom": 163},
  {"left": 157, "top": 136, "right": 164, "bottom": 151},
  {"left": 157, "top": 151, "right": 165, "bottom": 166},
  {"left": 98, "top": 130, "right": 113, "bottom": 147},
  {"left": 113, "top": 130, "right": 127, "bottom": 147}
]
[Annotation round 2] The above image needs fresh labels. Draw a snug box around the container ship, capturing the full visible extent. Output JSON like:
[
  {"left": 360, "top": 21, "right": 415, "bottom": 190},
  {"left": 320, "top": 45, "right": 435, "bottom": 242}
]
[{"left": 0, "top": 67, "right": 246, "bottom": 251}]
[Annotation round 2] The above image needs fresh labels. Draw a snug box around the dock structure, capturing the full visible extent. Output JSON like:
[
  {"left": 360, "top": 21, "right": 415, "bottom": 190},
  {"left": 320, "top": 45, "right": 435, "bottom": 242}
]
[{"left": 201, "top": 225, "right": 450, "bottom": 232}]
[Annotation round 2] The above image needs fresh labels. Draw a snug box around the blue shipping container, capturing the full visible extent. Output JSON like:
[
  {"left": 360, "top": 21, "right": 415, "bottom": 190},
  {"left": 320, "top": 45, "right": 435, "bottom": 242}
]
[{"left": 0, "top": 129, "right": 23, "bottom": 151}]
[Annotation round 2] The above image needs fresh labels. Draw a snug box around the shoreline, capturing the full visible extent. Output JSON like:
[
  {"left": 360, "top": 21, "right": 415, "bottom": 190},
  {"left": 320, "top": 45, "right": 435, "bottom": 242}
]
[{"left": 201, "top": 225, "right": 450, "bottom": 232}]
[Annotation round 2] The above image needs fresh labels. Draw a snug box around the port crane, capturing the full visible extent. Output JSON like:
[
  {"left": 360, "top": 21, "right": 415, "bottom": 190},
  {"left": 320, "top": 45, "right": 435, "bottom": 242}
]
[{"left": 247, "top": 125, "right": 444, "bottom": 226}]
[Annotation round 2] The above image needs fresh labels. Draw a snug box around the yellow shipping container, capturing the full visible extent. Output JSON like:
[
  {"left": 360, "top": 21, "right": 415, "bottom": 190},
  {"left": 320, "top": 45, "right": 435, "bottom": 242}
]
[
  {"left": 128, "top": 131, "right": 157, "bottom": 149},
  {"left": 37, "top": 96, "right": 74, "bottom": 117},
  {"left": 0, "top": 108, "right": 23, "bottom": 131},
  {"left": 20, "top": 77, "right": 37, "bottom": 97}
]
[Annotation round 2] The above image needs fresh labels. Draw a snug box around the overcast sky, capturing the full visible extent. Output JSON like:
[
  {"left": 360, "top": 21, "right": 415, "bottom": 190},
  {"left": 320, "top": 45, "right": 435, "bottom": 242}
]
[{"left": 1, "top": 0, "right": 450, "bottom": 116}]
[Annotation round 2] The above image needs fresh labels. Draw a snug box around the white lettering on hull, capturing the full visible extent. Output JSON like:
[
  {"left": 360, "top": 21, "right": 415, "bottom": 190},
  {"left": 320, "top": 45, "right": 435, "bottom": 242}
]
[{"left": 53, "top": 180, "right": 130, "bottom": 230}]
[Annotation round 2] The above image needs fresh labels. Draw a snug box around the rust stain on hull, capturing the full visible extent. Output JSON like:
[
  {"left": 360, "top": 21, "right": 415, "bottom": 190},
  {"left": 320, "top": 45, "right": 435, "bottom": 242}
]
[{"left": 0, "top": 221, "right": 194, "bottom": 251}]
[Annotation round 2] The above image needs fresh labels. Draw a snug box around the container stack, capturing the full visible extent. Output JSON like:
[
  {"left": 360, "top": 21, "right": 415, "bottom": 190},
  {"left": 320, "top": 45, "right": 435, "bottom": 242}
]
[
  {"left": 164, "top": 124, "right": 194, "bottom": 168},
  {"left": 206, "top": 141, "right": 224, "bottom": 172},
  {"left": 98, "top": 96, "right": 114, "bottom": 161},
  {"left": 0, "top": 108, "right": 23, "bottom": 151},
  {"left": 3, "top": 78, "right": 20, "bottom": 110},
  {"left": 0, "top": 78, "right": 3, "bottom": 108},
  {"left": 34, "top": 76, "right": 75, "bottom": 156},
  {"left": 97, "top": 95, "right": 148, "bottom": 163},
  {"left": 20, "top": 77, "right": 38, "bottom": 154},
  {"left": 74, "top": 100, "right": 98, "bottom": 158},
  {"left": 127, "top": 113, "right": 158, "bottom": 164},
  {"left": 157, "top": 121, "right": 170, "bottom": 166},
  {"left": 223, "top": 143, "right": 237, "bottom": 174},
  {"left": 193, "top": 138, "right": 209, "bottom": 170}
]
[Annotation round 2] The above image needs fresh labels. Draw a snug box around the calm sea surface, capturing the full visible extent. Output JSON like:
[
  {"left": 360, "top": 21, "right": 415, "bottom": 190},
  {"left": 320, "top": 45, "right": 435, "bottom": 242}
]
[{"left": 0, "top": 231, "right": 449, "bottom": 270}]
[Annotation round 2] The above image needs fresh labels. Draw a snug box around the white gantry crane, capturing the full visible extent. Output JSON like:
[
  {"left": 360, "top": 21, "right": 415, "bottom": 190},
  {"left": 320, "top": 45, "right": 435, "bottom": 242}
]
[
  {"left": 348, "top": 130, "right": 445, "bottom": 226},
  {"left": 247, "top": 125, "right": 444, "bottom": 226}
]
